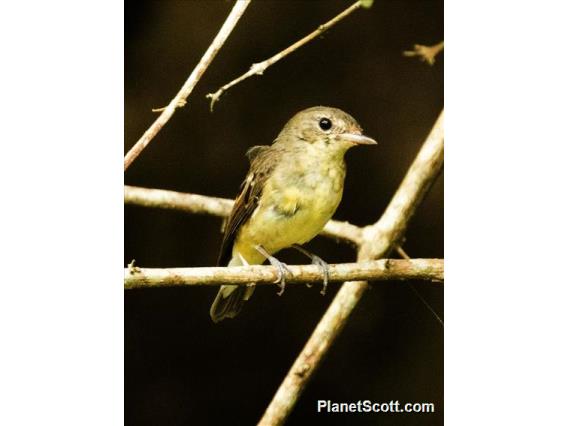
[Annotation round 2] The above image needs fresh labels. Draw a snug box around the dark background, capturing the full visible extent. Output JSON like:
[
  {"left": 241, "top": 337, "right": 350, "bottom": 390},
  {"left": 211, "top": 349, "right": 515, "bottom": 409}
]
[{"left": 125, "top": 1, "right": 443, "bottom": 425}]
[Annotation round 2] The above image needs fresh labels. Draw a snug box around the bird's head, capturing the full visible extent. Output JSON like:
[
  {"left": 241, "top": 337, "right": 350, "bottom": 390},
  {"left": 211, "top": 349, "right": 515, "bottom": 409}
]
[{"left": 276, "top": 106, "right": 377, "bottom": 157}]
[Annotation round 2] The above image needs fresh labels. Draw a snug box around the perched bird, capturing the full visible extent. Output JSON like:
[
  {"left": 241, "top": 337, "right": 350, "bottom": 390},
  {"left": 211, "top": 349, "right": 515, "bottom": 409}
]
[{"left": 210, "top": 106, "right": 377, "bottom": 322}]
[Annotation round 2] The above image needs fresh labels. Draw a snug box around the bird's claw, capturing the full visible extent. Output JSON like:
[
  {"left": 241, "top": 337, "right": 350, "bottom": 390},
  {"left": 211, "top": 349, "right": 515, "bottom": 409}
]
[
  {"left": 269, "top": 257, "right": 291, "bottom": 296},
  {"left": 291, "top": 244, "right": 329, "bottom": 296},
  {"left": 254, "top": 245, "right": 291, "bottom": 296},
  {"left": 310, "top": 255, "right": 330, "bottom": 295}
]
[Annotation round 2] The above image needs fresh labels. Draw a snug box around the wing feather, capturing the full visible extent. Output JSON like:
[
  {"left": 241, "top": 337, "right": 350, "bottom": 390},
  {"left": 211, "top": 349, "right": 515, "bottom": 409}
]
[{"left": 217, "top": 146, "right": 274, "bottom": 266}]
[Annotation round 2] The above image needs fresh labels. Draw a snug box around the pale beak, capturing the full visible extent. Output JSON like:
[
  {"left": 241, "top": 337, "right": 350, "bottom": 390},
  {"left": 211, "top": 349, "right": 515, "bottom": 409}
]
[{"left": 340, "top": 133, "right": 378, "bottom": 145}]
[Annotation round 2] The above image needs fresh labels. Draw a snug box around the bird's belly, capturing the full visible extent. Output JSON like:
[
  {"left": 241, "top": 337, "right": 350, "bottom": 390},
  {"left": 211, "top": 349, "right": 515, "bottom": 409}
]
[{"left": 233, "top": 181, "right": 342, "bottom": 263}]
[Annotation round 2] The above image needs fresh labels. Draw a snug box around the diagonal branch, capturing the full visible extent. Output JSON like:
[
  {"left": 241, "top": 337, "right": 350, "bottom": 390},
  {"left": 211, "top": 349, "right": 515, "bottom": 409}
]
[
  {"left": 206, "top": 0, "right": 372, "bottom": 111},
  {"left": 125, "top": 258, "right": 443, "bottom": 289},
  {"left": 124, "top": 0, "right": 251, "bottom": 170},
  {"left": 360, "top": 110, "right": 445, "bottom": 259},
  {"left": 258, "top": 110, "right": 444, "bottom": 426},
  {"left": 124, "top": 185, "right": 364, "bottom": 245}
]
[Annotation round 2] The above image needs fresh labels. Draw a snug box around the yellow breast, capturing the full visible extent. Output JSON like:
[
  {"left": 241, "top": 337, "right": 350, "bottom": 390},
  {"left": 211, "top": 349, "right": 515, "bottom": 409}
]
[{"left": 233, "top": 160, "right": 345, "bottom": 264}]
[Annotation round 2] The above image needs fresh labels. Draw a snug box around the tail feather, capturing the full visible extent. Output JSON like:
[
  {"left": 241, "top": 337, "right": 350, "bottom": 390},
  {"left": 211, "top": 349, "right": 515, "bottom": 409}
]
[
  {"left": 210, "top": 253, "right": 256, "bottom": 322},
  {"left": 210, "top": 285, "right": 249, "bottom": 323}
]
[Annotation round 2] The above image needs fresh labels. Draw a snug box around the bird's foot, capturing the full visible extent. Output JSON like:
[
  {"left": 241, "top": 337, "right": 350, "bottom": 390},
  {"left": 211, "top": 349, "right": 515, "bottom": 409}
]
[
  {"left": 311, "top": 255, "right": 330, "bottom": 296},
  {"left": 292, "top": 244, "right": 330, "bottom": 296},
  {"left": 269, "top": 256, "right": 292, "bottom": 296},
  {"left": 255, "top": 245, "right": 291, "bottom": 296}
]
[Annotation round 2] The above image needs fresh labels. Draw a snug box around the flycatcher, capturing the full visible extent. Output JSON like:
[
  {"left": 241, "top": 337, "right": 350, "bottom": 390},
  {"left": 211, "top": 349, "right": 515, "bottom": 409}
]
[{"left": 210, "top": 106, "right": 377, "bottom": 322}]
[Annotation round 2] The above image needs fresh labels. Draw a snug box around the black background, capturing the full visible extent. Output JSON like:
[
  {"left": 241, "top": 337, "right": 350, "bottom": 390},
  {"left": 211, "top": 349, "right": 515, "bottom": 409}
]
[{"left": 125, "top": 1, "right": 443, "bottom": 425}]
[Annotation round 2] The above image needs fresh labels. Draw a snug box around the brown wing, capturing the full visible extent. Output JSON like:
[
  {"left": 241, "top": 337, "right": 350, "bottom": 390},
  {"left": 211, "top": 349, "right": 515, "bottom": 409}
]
[{"left": 217, "top": 145, "right": 274, "bottom": 266}]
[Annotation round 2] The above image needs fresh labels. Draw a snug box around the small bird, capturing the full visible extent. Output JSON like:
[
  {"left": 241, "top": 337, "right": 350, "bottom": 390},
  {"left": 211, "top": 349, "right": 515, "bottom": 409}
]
[{"left": 210, "top": 106, "right": 377, "bottom": 322}]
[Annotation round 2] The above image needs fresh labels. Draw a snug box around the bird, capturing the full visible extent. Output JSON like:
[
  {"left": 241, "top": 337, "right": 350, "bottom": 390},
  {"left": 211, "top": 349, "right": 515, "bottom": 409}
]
[{"left": 210, "top": 106, "right": 377, "bottom": 322}]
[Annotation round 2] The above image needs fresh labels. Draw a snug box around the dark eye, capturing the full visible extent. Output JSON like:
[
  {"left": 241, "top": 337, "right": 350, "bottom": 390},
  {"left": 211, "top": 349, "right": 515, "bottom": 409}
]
[{"left": 319, "top": 117, "right": 332, "bottom": 131}]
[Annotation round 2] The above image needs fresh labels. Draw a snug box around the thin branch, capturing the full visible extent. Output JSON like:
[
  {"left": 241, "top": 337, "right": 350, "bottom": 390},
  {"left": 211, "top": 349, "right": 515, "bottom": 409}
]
[
  {"left": 395, "top": 244, "right": 411, "bottom": 259},
  {"left": 124, "top": 185, "right": 232, "bottom": 217},
  {"left": 124, "top": 185, "right": 364, "bottom": 246},
  {"left": 206, "top": 0, "right": 369, "bottom": 111},
  {"left": 258, "top": 110, "right": 444, "bottom": 426},
  {"left": 124, "top": 0, "right": 251, "bottom": 171},
  {"left": 403, "top": 41, "right": 444, "bottom": 65},
  {"left": 320, "top": 219, "right": 364, "bottom": 246},
  {"left": 394, "top": 246, "right": 444, "bottom": 325},
  {"left": 124, "top": 259, "right": 443, "bottom": 289}
]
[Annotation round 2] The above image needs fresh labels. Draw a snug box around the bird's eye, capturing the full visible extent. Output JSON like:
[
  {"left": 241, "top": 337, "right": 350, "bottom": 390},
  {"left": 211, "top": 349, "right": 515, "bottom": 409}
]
[{"left": 319, "top": 117, "right": 332, "bottom": 131}]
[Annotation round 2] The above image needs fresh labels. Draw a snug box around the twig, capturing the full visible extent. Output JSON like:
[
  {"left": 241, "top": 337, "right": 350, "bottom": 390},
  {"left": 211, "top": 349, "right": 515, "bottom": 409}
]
[
  {"left": 124, "top": 185, "right": 232, "bottom": 217},
  {"left": 406, "top": 281, "right": 444, "bottom": 325},
  {"left": 394, "top": 245, "right": 444, "bottom": 325},
  {"left": 206, "top": 0, "right": 370, "bottom": 111},
  {"left": 403, "top": 41, "right": 444, "bottom": 65},
  {"left": 124, "top": 0, "right": 251, "bottom": 171},
  {"left": 124, "top": 185, "right": 364, "bottom": 245},
  {"left": 258, "top": 110, "right": 444, "bottom": 426},
  {"left": 124, "top": 259, "right": 443, "bottom": 289},
  {"left": 395, "top": 244, "right": 411, "bottom": 259}
]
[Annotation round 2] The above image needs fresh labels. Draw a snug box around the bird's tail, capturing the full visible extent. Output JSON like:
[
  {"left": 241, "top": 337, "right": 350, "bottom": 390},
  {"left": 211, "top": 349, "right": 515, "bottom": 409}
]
[
  {"left": 210, "top": 255, "right": 256, "bottom": 323},
  {"left": 210, "top": 285, "right": 249, "bottom": 323}
]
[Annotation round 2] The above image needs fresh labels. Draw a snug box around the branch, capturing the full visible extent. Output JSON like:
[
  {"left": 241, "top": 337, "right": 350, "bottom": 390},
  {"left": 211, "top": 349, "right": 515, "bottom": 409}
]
[
  {"left": 124, "top": 259, "right": 443, "bottom": 289},
  {"left": 124, "top": 185, "right": 364, "bottom": 245},
  {"left": 205, "top": 0, "right": 370, "bottom": 111},
  {"left": 258, "top": 110, "right": 444, "bottom": 426},
  {"left": 403, "top": 41, "right": 444, "bottom": 65},
  {"left": 124, "top": 185, "right": 232, "bottom": 217},
  {"left": 124, "top": 0, "right": 251, "bottom": 170},
  {"left": 360, "top": 110, "right": 444, "bottom": 259}
]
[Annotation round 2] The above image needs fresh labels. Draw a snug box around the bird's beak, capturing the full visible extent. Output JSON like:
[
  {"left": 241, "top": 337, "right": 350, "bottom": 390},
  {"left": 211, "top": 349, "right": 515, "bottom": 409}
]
[{"left": 340, "top": 133, "right": 378, "bottom": 145}]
